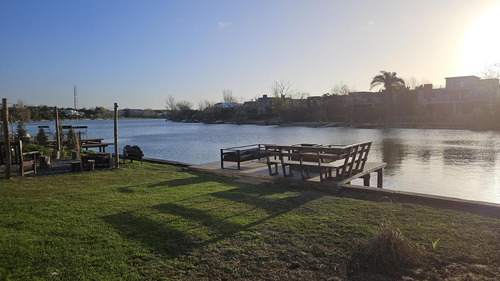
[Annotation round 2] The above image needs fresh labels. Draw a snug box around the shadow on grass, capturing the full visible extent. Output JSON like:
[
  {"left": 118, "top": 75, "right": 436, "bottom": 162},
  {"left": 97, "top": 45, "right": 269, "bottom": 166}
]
[
  {"left": 101, "top": 211, "right": 193, "bottom": 257},
  {"left": 113, "top": 174, "right": 217, "bottom": 193},
  {"left": 103, "top": 184, "right": 325, "bottom": 258},
  {"left": 117, "top": 186, "right": 135, "bottom": 193},
  {"left": 210, "top": 184, "right": 322, "bottom": 214},
  {"left": 147, "top": 173, "right": 226, "bottom": 188}
]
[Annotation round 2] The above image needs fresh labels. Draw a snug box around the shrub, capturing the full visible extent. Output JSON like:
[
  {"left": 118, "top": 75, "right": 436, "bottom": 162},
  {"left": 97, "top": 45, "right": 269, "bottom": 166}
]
[
  {"left": 35, "top": 127, "right": 48, "bottom": 146},
  {"left": 22, "top": 143, "right": 52, "bottom": 156},
  {"left": 65, "top": 127, "right": 78, "bottom": 151},
  {"left": 16, "top": 121, "right": 30, "bottom": 143},
  {"left": 365, "top": 221, "right": 421, "bottom": 269}
]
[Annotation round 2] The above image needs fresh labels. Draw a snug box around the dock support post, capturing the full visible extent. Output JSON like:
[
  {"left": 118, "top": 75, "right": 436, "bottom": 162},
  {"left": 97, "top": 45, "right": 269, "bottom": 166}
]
[
  {"left": 237, "top": 150, "right": 240, "bottom": 170},
  {"left": 113, "top": 103, "right": 119, "bottom": 168},
  {"left": 2, "top": 98, "right": 12, "bottom": 179},
  {"left": 220, "top": 149, "right": 224, "bottom": 169},
  {"left": 377, "top": 168, "right": 384, "bottom": 188},
  {"left": 363, "top": 174, "right": 370, "bottom": 186}
]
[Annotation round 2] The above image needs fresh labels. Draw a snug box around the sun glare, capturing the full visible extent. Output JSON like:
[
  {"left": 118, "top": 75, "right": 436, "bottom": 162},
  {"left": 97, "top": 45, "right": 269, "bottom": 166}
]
[{"left": 459, "top": 4, "right": 500, "bottom": 76}]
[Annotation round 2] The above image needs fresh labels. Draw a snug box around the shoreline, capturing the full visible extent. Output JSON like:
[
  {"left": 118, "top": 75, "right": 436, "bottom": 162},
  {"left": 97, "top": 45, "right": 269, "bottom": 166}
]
[
  {"left": 215, "top": 120, "right": 474, "bottom": 131},
  {"left": 25, "top": 118, "right": 481, "bottom": 131}
]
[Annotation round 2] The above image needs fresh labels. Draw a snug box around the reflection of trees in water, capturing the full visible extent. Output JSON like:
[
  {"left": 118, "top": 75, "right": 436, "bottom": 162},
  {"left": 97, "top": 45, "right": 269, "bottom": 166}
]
[
  {"left": 443, "top": 144, "right": 497, "bottom": 167},
  {"left": 416, "top": 148, "right": 432, "bottom": 162},
  {"left": 379, "top": 139, "right": 408, "bottom": 175}
]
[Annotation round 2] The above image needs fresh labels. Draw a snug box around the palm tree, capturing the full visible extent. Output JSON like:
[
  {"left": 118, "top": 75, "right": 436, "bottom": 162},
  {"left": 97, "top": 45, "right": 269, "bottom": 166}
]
[
  {"left": 370, "top": 71, "right": 406, "bottom": 118},
  {"left": 370, "top": 71, "right": 405, "bottom": 93}
]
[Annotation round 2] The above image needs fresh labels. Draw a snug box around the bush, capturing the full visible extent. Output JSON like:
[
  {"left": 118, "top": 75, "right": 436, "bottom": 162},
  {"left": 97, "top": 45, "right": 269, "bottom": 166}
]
[
  {"left": 365, "top": 221, "right": 421, "bottom": 269},
  {"left": 16, "top": 121, "right": 30, "bottom": 143},
  {"left": 35, "top": 127, "right": 48, "bottom": 146},
  {"left": 65, "top": 127, "right": 78, "bottom": 151},
  {"left": 22, "top": 143, "right": 53, "bottom": 156}
]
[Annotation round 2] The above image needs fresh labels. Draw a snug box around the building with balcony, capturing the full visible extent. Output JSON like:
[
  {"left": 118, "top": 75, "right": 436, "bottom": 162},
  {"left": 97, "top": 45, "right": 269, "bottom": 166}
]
[{"left": 418, "top": 76, "right": 499, "bottom": 115}]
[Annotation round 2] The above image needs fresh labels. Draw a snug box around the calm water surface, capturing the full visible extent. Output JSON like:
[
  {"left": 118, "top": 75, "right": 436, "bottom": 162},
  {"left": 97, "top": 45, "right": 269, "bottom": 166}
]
[{"left": 26, "top": 119, "right": 500, "bottom": 204}]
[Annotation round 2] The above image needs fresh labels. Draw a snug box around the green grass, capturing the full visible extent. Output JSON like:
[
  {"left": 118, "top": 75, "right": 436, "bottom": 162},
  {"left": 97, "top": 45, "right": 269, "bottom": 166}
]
[{"left": 1, "top": 163, "right": 499, "bottom": 280}]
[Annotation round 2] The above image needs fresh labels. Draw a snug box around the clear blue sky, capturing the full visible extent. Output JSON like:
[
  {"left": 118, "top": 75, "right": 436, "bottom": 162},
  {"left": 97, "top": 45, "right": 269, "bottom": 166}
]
[{"left": 1, "top": 0, "right": 499, "bottom": 109}]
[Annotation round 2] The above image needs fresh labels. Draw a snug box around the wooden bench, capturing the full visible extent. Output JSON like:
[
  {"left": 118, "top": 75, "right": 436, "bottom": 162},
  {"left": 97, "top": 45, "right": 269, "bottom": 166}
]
[
  {"left": 221, "top": 144, "right": 267, "bottom": 170},
  {"left": 1, "top": 140, "right": 40, "bottom": 176},
  {"left": 265, "top": 142, "right": 372, "bottom": 182}
]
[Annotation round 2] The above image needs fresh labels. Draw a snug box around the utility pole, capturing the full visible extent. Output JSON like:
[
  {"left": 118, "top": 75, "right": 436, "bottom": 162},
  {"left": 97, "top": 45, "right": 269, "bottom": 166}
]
[{"left": 74, "top": 85, "right": 78, "bottom": 110}]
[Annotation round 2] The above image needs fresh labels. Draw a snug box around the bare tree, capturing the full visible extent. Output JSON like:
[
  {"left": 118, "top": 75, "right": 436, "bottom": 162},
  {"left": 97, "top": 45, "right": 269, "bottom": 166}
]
[
  {"left": 405, "top": 77, "right": 419, "bottom": 90},
  {"left": 11, "top": 99, "right": 31, "bottom": 121},
  {"left": 165, "top": 95, "right": 178, "bottom": 111},
  {"left": 198, "top": 100, "right": 214, "bottom": 111},
  {"left": 177, "top": 100, "right": 193, "bottom": 111},
  {"left": 272, "top": 81, "right": 293, "bottom": 98},
  {"left": 330, "top": 82, "right": 350, "bottom": 96},
  {"left": 222, "top": 89, "right": 237, "bottom": 103},
  {"left": 291, "top": 91, "right": 309, "bottom": 99},
  {"left": 480, "top": 62, "right": 500, "bottom": 79},
  {"left": 405, "top": 77, "right": 431, "bottom": 89}
]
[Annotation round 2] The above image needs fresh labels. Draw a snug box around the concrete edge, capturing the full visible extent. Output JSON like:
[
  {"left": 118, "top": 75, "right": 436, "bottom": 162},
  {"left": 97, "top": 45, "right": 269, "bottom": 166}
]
[
  {"left": 341, "top": 183, "right": 500, "bottom": 219},
  {"left": 142, "top": 157, "right": 193, "bottom": 167}
]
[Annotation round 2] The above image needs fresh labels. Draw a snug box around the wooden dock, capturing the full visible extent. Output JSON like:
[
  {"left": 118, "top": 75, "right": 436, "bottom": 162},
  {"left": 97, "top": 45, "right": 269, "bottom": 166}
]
[{"left": 190, "top": 159, "right": 386, "bottom": 190}]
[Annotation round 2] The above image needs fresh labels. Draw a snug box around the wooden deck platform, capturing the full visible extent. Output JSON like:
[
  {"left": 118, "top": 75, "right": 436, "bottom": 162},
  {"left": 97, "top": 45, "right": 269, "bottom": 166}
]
[{"left": 190, "top": 159, "right": 386, "bottom": 191}]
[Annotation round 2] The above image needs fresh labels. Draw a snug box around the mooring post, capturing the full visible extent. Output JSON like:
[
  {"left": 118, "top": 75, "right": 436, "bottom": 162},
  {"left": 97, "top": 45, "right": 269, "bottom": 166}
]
[
  {"left": 2, "top": 98, "right": 12, "bottom": 179},
  {"left": 363, "top": 174, "right": 371, "bottom": 186},
  {"left": 54, "top": 106, "right": 61, "bottom": 158},
  {"left": 114, "top": 103, "right": 119, "bottom": 168},
  {"left": 377, "top": 168, "right": 384, "bottom": 188}
]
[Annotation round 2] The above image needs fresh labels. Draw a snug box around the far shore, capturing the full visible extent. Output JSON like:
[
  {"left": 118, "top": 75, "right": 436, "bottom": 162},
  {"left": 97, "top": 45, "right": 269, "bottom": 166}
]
[{"left": 25, "top": 117, "right": 485, "bottom": 131}]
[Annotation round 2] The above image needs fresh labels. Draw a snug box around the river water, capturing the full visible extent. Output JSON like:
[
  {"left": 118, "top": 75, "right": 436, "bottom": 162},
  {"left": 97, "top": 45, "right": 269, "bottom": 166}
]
[{"left": 24, "top": 119, "right": 500, "bottom": 204}]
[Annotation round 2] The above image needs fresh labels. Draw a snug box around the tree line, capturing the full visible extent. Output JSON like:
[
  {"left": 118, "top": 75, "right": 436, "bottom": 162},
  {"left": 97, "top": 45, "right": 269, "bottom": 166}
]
[
  {"left": 3, "top": 101, "right": 111, "bottom": 123},
  {"left": 164, "top": 70, "right": 500, "bottom": 130}
]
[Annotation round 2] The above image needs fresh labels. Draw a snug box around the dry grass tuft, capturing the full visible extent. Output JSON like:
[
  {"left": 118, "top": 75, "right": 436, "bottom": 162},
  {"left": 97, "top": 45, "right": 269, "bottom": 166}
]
[{"left": 365, "top": 221, "right": 421, "bottom": 270}]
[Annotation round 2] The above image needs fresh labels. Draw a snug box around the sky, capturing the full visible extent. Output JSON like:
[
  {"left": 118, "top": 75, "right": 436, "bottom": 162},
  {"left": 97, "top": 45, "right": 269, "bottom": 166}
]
[{"left": 1, "top": 0, "right": 500, "bottom": 109}]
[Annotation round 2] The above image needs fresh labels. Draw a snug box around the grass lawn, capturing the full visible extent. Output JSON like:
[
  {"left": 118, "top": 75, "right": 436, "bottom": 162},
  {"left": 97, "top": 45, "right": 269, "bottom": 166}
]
[{"left": 1, "top": 163, "right": 499, "bottom": 280}]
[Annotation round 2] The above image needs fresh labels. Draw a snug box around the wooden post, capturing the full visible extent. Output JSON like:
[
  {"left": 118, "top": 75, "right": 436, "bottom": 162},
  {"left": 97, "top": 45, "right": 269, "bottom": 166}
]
[
  {"left": 87, "top": 159, "right": 95, "bottom": 171},
  {"left": 19, "top": 140, "right": 24, "bottom": 176},
  {"left": 2, "top": 98, "right": 12, "bottom": 179},
  {"left": 377, "top": 168, "right": 384, "bottom": 188},
  {"left": 114, "top": 103, "right": 119, "bottom": 168},
  {"left": 77, "top": 131, "right": 82, "bottom": 155},
  {"left": 54, "top": 106, "right": 61, "bottom": 158},
  {"left": 363, "top": 174, "right": 371, "bottom": 186}
]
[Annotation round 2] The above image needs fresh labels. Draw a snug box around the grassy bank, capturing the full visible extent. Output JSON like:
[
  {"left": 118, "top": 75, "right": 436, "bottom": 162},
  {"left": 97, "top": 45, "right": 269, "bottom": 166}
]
[{"left": 1, "top": 163, "right": 499, "bottom": 280}]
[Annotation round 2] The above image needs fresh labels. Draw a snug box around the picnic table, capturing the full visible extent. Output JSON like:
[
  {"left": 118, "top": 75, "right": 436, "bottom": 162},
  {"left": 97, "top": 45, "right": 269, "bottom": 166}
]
[
  {"left": 265, "top": 142, "right": 372, "bottom": 182},
  {"left": 80, "top": 138, "right": 112, "bottom": 153}
]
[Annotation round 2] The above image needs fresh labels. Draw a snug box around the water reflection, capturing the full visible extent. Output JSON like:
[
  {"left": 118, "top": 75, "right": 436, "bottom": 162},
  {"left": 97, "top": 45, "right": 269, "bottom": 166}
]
[
  {"left": 415, "top": 147, "right": 432, "bottom": 162},
  {"left": 378, "top": 139, "right": 407, "bottom": 175},
  {"left": 443, "top": 146, "right": 497, "bottom": 167}
]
